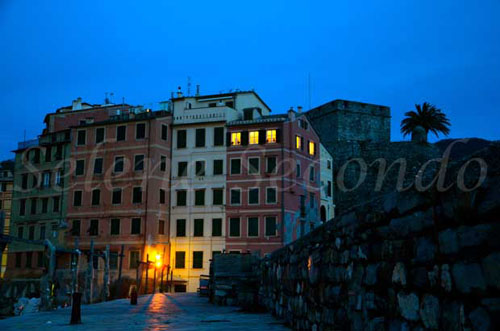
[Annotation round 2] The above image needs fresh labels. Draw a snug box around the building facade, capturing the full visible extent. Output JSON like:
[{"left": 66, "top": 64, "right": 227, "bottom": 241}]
[
  {"left": 320, "top": 144, "right": 335, "bottom": 222},
  {"left": 0, "top": 160, "right": 14, "bottom": 277}
]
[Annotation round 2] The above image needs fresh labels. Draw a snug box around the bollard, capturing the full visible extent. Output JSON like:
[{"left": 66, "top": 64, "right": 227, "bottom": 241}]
[
  {"left": 70, "top": 292, "right": 82, "bottom": 324},
  {"left": 130, "top": 285, "right": 138, "bottom": 305}
]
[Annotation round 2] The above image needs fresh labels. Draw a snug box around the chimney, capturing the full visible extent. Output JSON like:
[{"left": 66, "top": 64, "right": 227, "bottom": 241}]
[
  {"left": 288, "top": 106, "right": 295, "bottom": 121},
  {"left": 72, "top": 97, "right": 82, "bottom": 110},
  {"left": 177, "top": 86, "right": 183, "bottom": 98},
  {"left": 297, "top": 106, "right": 303, "bottom": 113},
  {"left": 196, "top": 85, "right": 200, "bottom": 96}
]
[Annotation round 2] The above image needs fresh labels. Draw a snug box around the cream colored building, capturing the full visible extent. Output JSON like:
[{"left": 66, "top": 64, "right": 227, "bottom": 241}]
[
  {"left": 169, "top": 91, "right": 270, "bottom": 292},
  {"left": 319, "top": 144, "right": 335, "bottom": 222}
]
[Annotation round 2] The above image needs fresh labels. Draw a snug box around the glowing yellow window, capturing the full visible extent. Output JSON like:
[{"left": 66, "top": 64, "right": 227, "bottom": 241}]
[
  {"left": 309, "top": 141, "right": 315, "bottom": 155},
  {"left": 295, "top": 135, "right": 301, "bottom": 149},
  {"left": 266, "top": 130, "right": 277, "bottom": 143},
  {"left": 231, "top": 132, "right": 241, "bottom": 146},
  {"left": 249, "top": 131, "right": 259, "bottom": 144}
]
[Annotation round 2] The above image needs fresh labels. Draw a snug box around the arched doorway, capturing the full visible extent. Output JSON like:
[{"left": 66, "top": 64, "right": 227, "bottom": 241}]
[{"left": 320, "top": 205, "right": 327, "bottom": 222}]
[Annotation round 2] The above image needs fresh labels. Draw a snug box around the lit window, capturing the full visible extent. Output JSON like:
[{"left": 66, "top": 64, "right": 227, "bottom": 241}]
[
  {"left": 296, "top": 135, "right": 301, "bottom": 149},
  {"left": 309, "top": 141, "right": 315, "bottom": 155},
  {"left": 249, "top": 131, "right": 259, "bottom": 144},
  {"left": 266, "top": 130, "right": 276, "bottom": 143},
  {"left": 231, "top": 132, "right": 241, "bottom": 146}
]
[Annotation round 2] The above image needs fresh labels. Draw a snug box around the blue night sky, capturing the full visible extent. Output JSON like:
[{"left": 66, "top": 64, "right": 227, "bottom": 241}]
[{"left": 1, "top": 0, "right": 499, "bottom": 160}]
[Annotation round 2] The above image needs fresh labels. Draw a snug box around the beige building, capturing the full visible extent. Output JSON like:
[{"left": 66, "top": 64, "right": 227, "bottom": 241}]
[
  {"left": 0, "top": 160, "right": 14, "bottom": 278},
  {"left": 319, "top": 144, "right": 335, "bottom": 222}
]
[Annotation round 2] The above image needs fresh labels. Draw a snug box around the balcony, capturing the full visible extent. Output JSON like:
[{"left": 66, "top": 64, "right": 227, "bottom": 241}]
[{"left": 17, "top": 138, "right": 39, "bottom": 150}]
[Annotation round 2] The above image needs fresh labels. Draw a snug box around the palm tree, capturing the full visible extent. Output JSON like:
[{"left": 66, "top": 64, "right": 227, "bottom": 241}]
[{"left": 401, "top": 102, "right": 451, "bottom": 142}]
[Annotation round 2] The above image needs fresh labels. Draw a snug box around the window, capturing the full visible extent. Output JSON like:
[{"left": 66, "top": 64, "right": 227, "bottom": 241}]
[
  {"left": 77, "top": 130, "right": 86, "bottom": 145},
  {"left": 175, "top": 251, "right": 185, "bottom": 269},
  {"left": 265, "top": 216, "right": 277, "bottom": 236},
  {"left": 296, "top": 162, "right": 301, "bottom": 177},
  {"left": 17, "top": 226, "right": 24, "bottom": 239},
  {"left": 53, "top": 196, "right": 60, "bottom": 212},
  {"left": 73, "top": 191, "right": 82, "bottom": 207},
  {"left": 37, "top": 251, "right": 44, "bottom": 268},
  {"left": 89, "top": 219, "right": 99, "bottom": 236},
  {"left": 299, "top": 119, "right": 309, "bottom": 130},
  {"left": 71, "top": 220, "right": 80, "bottom": 236},
  {"left": 31, "top": 174, "right": 38, "bottom": 188},
  {"left": 130, "top": 251, "right": 140, "bottom": 269},
  {"left": 229, "top": 218, "right": 240, "bottom": 237},
  {"left": 195, "top": 128, "right": 205, "bottom": 147},
  {"left": 131, "top": 218, "right": 141, "bottom": 234},
  {"left": 226, "top": 101, "right": 234, "bottom": 108},
  {"left": 327, "top": 160, "right": 332, "bottom": 170},
  {"left": 110, "top": 252, "right": 118, "bottom": 270},
  {"left": 248, "top": 157, "right": 260, "bottom": 174},
  {"left": 160, "top": 156, "right": 167, "bottom": 172},
  {"left": 40, "top": 224, "right": 46, "bottom": 239},
  {"left": 158, "top": 220, "right": 165, "bottom": 235},
  {"left": 33, "top": 149, "right": 40, "bottom": 163},
  {"left": 214, "top": 160, "right": 224, "bottom": 175},
  {"left": 212, "top": 218, "right": 222, "bottom": 236},
  {"left": 30, "top": 198, "right": 37, "bottom": 214},
  {"left": 177, "top": 130, "right": 187, "bottom": 148},
  {"left": 214, "top": 127, "right": 224, "bottom": 146},
  {"left": 266, "top": 129, "right": 277, "bottom": 143},
  {"left": 230, "top": 159, "right": 241, "bottom": 175},
  {"left": 133, "top": 187, "right": 142, "bottom": 204},
  {"left": 249, "top": 131, "right": 259, "bottom": 144},
  {"left": 21, "top": 174, "right": 28, "bottom": 189},
  {"left": 159, "top": 189, "right": 166, "bottom": 204},
  {"left": 176, "top": 219, "right": 186, "bottom": 237},
  {"left": 95, "top": 127, "right": 105, "bottom": 144},
  {"left": 266, "top": 187, "right": 277, "bottom": 204},
  {"left": 76, "top": 159, "right": 85, "bottom": 176},
  {"left": 161, "top": 124, "right": 168, "bottom": 141},
  {"left": 117, "top": 125, "right": 126, "bottom": 141},
  {"left": 41, "top": 198, "right": 48, "bottom": 213},
  {"left": 195, "top": 189, "right": 205, "bottom": 206},
  {"left": 212, "top": 188, "right": 223, "bottom": 205},
  {"left": 28, "top": 225, "right": 35, "bottom": 240},
  {"left": 192, "top": 251, "right": 203, "bottom": 269},
  {"left": 208, "top": 102, "right": 216, "bottom": 107},
  {"left": 178, "top": 162, "right": 188, "bottom": 177},
  {"left": 94, "top": 158, "right": 103, "bottom": 174},
  {"left": 230, "top": 189, "right": 241, "bottom": 205},
  {"left": 194, "top": 219, "right": 204, "bottom": 237},
  {"left": 55, "top": 170, "right": 62, "bottom": 186},
  {"left": 327, "top": 181, "right": 332, "bottom": 197},
  {"left": 308, "top": 141, "right": 316, "bottom": 156},
  {"left": 112, "top": 188, "right": 122, "bottom": 204},
  {"left": 20, "top": 199, "right": 26, "bottom": 216},
  {"left": 248, "top": 217, "right": 259, "bottom": 237},
  {"left": 15, "top": 253, "right": 22, "bottom": 268},
  {"left": 309, "top": 166, "right": 315, "bottom": 181},
  {"left": 249, "top": 188, "right": 259, "bottom": 205},
  {"left": 55, "top": 145, "right": 63, "bottom": 160},
  {"left": 195, "top": 161, "right": 205, "bottom": 176},
  {"left": 296, "top": 135, "right": 302, "bottom": 150},
  {"left": 134, "top": 155, "right": 144, "bottom": 171},
  {"left": 136, "top": 123, "right": 146, "bottom": 139},
  {"left": 45, "top": 147, "right": 51, "bottom": 162},
  {"left": 176, "top": 190, "right": 187, "bottom": 206},
  {"left": 310, "top": 193, "right": 315, "bottom": 208},
  {"left": 26, "top": 252, "right": 33, "bottom": 268},
  {"left": 266, "top": 157, "right": 277, "bottom": 174},
  {"left": 110, "top": 219, "right": 120, "bottom": 235},
  {"left": 91, "top": 189, "right": 100, "bottom": 206},
  {"left": 114, "top": 156, "right": 124, "bottom": 173},
  {"left": 230, "top": 132, "right": 241, "bottom": 146}
]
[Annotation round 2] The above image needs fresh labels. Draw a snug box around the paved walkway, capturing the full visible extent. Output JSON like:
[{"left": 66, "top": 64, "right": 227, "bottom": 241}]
[{"left": 0, "top": 293, "right": 288, "bottom": 330}]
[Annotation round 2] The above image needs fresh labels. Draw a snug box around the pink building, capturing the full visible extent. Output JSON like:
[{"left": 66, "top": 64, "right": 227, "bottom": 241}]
[{"left": 225, "top": 109, "right": 321, "bottom": 256}]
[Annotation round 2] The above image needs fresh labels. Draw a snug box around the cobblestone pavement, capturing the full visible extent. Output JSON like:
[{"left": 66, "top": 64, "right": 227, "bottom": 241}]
[{"left": 0, "top": 293, "right": 288, "bottom": 330}]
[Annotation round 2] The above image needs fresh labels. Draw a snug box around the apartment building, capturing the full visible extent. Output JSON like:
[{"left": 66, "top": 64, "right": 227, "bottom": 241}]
[
  {"left": 0, "top": 160, "right": 14, "bottom": 277},
  {"left": 168, "top": 91, "right": 271, "bottom": 292},
  {"left": 65, "top": 109, "right": 172, "bottom": 281},
  {"left": 225, "top": 108, "right": 321, "bottom": 255},
  {"left": 320, "top": 144, "right": 335, "bottom": 222}
]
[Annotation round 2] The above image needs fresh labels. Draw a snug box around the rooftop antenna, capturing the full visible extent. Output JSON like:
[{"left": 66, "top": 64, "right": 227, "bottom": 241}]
[
  {"left": 105, "top": 92, "right": 109, "bottom": 104},
  {"left": 308, "top": 73, "right": 312, "bottom": 110},
  {"left": 187, "top": 76, "right": 192, "bottom": 96}
]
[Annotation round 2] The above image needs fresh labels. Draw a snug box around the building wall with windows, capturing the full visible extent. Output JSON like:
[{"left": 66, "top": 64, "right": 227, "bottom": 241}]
[
  {"left": 168, "top": 91, "right": 270, "bottom": 292},
  {"left": 320, "top": 144, "right": 335, "bottom": 222},
  {"left": 65, "top": 111, "right": 172, "bottom": 281},
  {"left": 0, "top": 161, "right": 14, "bottom": 278}
]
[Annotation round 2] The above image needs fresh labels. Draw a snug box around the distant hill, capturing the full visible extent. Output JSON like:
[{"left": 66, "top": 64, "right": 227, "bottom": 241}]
[{"left": 434, "top": 138, "right": 496, "bottom": 160}]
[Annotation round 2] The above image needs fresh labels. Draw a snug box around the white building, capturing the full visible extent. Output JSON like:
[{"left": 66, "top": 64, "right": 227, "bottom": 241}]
[
  {"left": 319, "top": 144, "right": 335, "bottom": 222},
  {"left": 168, "top": 91, "right": 270, "bottom": 292}
]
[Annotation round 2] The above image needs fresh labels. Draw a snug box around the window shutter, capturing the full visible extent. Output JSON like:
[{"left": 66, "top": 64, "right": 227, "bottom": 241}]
[
  {"left": 276, "top": 129, "right": 281, "bottom": 143},
  {"left": 259, "top": 130, "right": 266, "bottom": 144},
  {"left": 300, "top": 137, "right": 304, "bottom": 150},
  {"left": 226, "top": 132, "right": 231, "bottom": 147},
  {"left": 241, "top": 131, "right": 249, "bottom": 146}
]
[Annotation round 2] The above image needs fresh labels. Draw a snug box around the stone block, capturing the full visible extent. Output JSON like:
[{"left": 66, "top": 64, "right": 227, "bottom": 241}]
[
  {"left": 414, "top": 237, "right": 436, "bottom": 263},
  {"left": 392, "top": 262, "right": 407, "bottom": 286},
  {"left": 469, "top": 307, "right": 491, "bottom": 331},
  {"left": 481, "top": 252, "right": 500, "bottom": 290},
  {"left": 397, "top": 292, "right": 420, "bottom": 321},
  {"left": 457, "top": 224, "right": 491, "bottom": 249},
  {"left": 451, "top": 263, "right": 486, "bottom": 294},
  {"left": 438, "top": 229, "right": 459, "bottom": 255},
  {"left": 420, "top": 294, "right": 440, "bottom": 329},
  {"left": 389, "top": 210, "right": 433, "bottom": 237},
  {"left": 364, "top": 264, "right": 380, "bottom": 286},
  {"left": 441, "top": 301, "right": 464, "bottom": 331}
]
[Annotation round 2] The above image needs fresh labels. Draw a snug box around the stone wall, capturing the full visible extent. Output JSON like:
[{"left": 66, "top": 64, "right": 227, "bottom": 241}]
[{"left": 258, "top": 145, "right": 500, "bottom": 330}]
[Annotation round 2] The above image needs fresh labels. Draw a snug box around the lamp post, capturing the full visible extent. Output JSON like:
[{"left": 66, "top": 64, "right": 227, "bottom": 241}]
[{"left": 153, "top": 254, "right": 161, "bottom": 294}]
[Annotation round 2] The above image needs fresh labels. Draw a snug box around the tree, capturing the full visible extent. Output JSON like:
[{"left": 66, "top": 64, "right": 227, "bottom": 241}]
[{"left": 401, "top": 102, "right": 451, "bottom": 142}]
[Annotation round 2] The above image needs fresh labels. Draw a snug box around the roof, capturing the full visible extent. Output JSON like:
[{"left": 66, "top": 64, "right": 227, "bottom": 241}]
[
  {"left": 44, "top": 103, "right": 133, "bottom": 124},
  {"left": 70, "top": 110, "right": 171, "bottom": 129},
  {"left": 227, "top": 114, "right": 287, "bottom": 126}
]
